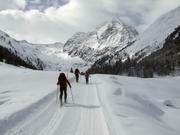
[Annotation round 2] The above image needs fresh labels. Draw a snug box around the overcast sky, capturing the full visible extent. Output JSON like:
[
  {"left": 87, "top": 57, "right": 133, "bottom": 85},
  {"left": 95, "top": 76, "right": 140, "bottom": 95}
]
[{"left": 0, "top": 0, "right": 179, "bottom": 44}]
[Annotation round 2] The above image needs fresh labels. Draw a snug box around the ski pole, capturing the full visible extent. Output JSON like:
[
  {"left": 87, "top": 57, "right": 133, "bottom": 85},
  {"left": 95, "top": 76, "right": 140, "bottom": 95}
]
[
  {"left": 56, "top": 85, "right": 59, "bottom": 104},
  {"left": 70, "top": 88, "right": 75, "bottom": 104}
]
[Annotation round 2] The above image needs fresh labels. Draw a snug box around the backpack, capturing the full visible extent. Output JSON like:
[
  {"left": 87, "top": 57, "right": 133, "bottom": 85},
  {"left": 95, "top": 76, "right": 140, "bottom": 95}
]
[
  {"left": 75, "top": 69, "right": 79, "bottom": 75},
  {"left": 58, "top": 73, "right": 67, "bottom": 87},
  {"left": 85, "top": 72, "right": 89, "bottom": 78},
  {"left": 59, "top": 73, "right": 66, "bottom": 81}
]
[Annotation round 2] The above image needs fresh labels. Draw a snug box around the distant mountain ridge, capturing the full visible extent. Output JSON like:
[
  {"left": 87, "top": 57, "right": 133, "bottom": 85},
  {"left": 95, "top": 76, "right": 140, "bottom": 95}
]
[{"left": 0, "top": 30, "right": 85, "bottom": 70}]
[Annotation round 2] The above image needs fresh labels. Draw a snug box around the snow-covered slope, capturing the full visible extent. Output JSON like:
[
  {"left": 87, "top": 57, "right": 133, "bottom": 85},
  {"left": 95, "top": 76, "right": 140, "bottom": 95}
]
[
  {"left": 0, "top": 30, "right": 85, "bottom": 70},
  {"left": 124, "top": 6, "right": 180, "bottom": 60},
  {"left": 94, "top": 6, "right": 180, "bottom": 66},
  {"left": 63, "top": 18, "right": 138, "bottom": 63}
]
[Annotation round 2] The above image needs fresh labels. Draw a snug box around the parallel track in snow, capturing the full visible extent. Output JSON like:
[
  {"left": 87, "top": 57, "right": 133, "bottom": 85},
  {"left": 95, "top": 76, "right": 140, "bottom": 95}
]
[{"left": 5, "top": 77, "right": 110, "bottom": 135}]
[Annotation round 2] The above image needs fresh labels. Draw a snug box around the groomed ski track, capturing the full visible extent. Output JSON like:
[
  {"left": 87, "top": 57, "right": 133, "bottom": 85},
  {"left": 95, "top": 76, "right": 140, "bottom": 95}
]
[{"left": 5, "top": 76, "right": 110, "bottom": 135}]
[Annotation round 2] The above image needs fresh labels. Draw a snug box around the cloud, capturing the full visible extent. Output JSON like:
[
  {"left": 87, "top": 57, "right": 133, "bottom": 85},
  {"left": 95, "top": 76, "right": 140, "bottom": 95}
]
[
  {"left": 0, "top": 0, "right": 110, "bottom": 43},
  {"left": 0, "top": 0, "right": 26, "bottom": 10},
  {"left": 0, "top": 0, "right": 179, "bottom": 43}
]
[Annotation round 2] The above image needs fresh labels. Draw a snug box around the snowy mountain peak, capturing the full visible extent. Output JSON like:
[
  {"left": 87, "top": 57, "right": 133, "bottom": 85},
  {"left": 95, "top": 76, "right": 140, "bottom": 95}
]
[
  {"left": 97, "top": 17, "right": 136, "bottom": 33},
  {"left": 96, "top": 18, "right": 138, "bottom": 49},
  {"left": 97, "top": 18, "right": 123, "bottom": 31},
  {"left": 63, "top": 19, "right": 138, "bottom": 62}
]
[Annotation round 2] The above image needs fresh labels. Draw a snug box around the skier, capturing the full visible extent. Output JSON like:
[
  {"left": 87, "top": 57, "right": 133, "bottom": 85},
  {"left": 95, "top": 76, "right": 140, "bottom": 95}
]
[
  {"left": 57, "top": 73, "right": 71, "bottom": 106},
  {"left": 85, "top": 71, "right": 90, "bottom": 84},
  {"left": 70, "top": 68, "right": 74, "bottom": 73},
  {"left": 74, "top": 68, "right": 80, "bottom": 82}
]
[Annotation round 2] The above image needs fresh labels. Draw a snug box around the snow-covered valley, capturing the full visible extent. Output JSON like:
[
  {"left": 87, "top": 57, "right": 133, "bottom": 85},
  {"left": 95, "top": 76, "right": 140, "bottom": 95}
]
[{"left": 1, "top": 62, "right": 180, "bottom": 135}]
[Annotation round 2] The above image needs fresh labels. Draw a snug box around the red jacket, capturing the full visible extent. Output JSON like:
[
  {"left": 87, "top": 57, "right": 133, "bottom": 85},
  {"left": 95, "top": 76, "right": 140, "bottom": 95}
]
[
  {"left": 57, "top": 79, "right": 71, "bottom": 88},
  {"left": 75, "top": 69, "right": 80, "bottom": 75}
]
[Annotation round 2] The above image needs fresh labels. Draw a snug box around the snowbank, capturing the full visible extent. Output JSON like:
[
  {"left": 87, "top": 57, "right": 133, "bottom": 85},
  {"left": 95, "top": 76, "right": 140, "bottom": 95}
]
[{"left": 95, "top": 75, "right": 180, "bottom": 135}]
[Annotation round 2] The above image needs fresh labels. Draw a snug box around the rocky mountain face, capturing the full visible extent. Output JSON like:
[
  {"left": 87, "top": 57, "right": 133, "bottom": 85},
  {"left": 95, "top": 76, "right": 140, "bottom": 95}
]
[{"left": 63, "top": 18, "right": 138, "bottom": 63}]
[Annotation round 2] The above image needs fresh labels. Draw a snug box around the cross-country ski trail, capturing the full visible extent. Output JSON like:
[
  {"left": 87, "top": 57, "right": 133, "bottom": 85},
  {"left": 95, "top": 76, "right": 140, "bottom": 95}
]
[{"left": 5, "top": 76, "right": 110, "bottom": 135}]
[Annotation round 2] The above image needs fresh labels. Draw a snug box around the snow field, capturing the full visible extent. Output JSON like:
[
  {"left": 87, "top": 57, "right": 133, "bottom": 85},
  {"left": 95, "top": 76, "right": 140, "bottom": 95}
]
[{"left": 1, "top": 62, "right": 180, "bottom": 135}]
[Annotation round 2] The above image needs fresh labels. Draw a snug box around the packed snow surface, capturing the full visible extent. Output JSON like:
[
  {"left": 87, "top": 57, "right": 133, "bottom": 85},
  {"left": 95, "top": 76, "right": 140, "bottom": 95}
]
[{"left": 0, "top": 62, "right": 180, "bottom": 135}]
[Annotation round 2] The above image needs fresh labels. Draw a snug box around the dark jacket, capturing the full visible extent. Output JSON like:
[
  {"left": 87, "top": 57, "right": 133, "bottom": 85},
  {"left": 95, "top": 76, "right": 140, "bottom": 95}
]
[
  {"left": 57, "top": 78, "right": 71, "bottom": 88},
  {"left": 85, "top": 72, "right": 89, "bottom": 78},
  {"left": 75, "top": 69, "right": 80, "bottom": 75}
]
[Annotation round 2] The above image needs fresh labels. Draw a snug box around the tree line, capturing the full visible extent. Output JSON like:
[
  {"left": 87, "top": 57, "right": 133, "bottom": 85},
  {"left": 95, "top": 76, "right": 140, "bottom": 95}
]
[
  {"left": 0, "top": 45, "right": 37, "bottom": 69},
  {"left": 88, "top": 26, "right": 180, "bottom": 78}
]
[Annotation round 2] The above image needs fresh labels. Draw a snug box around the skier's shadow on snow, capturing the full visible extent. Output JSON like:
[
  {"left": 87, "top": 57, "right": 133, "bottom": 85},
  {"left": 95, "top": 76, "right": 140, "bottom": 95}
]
[
  {"left": 81, "top": 82, "right": 97, "bottom": 85},
  {"left": 65, "top": 103, "right": 100, "bottom": 109}
]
